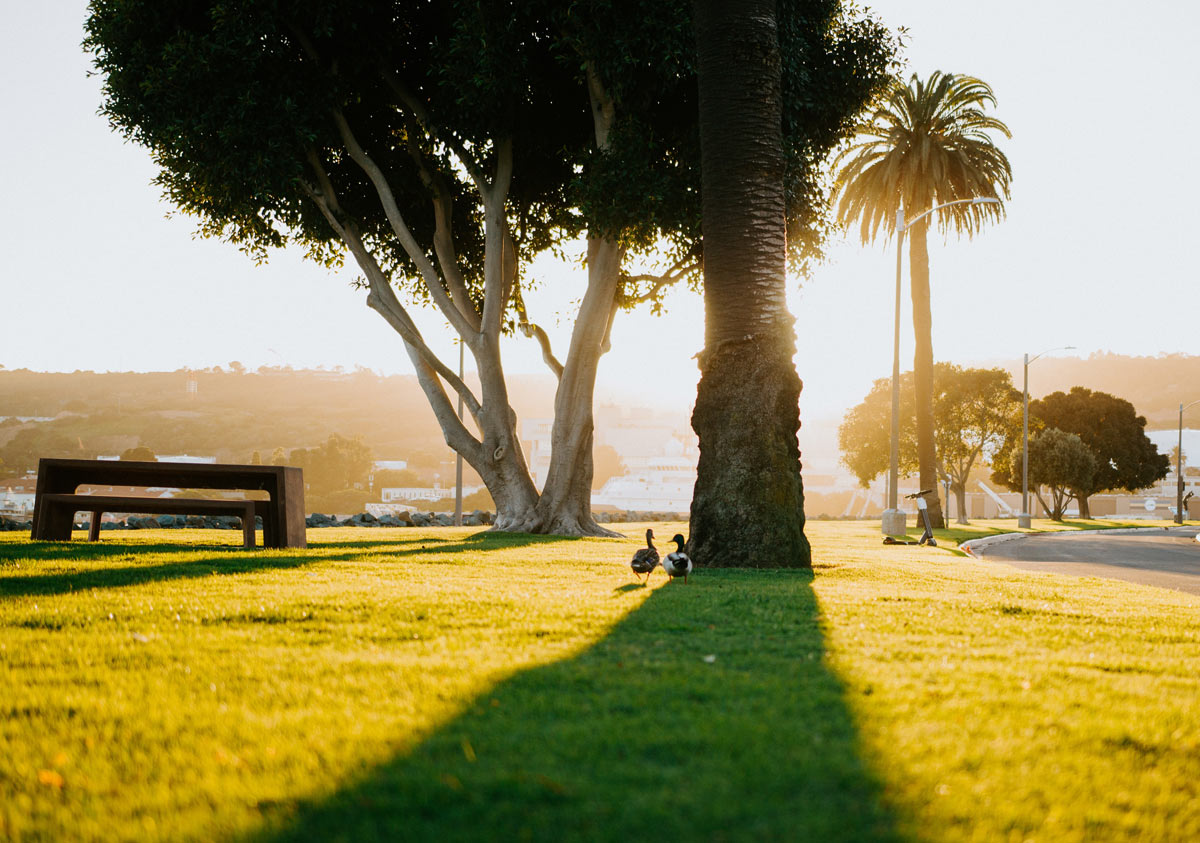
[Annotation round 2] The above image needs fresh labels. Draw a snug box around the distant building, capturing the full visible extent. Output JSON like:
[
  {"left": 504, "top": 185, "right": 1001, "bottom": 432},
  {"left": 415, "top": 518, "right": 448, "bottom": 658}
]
[
  {"left": 381, "top": 485, "right": 482, "bottom": 503},
  {"left": 592, "top": 437, "right": 698, "bottom": 513},
  {"left": 96, "top": 454, "right": 217, "bottom": 463},
  {"left": 1, "top": 487, "right": 34, "bottom": 517},
  {"left": 372, "top": 460, "right": 408, "bottom": 472}
]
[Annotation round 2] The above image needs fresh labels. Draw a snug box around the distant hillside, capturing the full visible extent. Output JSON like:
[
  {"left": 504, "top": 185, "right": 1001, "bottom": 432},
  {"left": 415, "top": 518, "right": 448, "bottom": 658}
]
[
  {"left": 989, "top": 352, "right": 1200, "bottom": 429},
  {"left": 0, "top": 367, "right": 559, "bottom": 477}
]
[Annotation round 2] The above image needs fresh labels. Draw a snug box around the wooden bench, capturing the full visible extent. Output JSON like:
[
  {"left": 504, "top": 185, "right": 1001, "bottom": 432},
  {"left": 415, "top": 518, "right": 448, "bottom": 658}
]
[
  {"left": 31, "top": 459, "right": 306, "bottom": 549},
  {"left": 41, "top": 493, "right": 265, "bottom": 548}
]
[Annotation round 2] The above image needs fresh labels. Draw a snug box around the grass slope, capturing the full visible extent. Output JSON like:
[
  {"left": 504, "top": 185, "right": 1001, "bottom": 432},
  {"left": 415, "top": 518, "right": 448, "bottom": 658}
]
[{"left": 1, "top": 522, "right": 1197, "bottom": 841}]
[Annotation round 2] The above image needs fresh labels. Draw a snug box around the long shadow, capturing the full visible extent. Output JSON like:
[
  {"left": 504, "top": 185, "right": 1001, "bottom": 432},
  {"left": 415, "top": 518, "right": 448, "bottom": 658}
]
[
  {"left": 0, "top": 548, "right": 319, "bottom": 598},
  {"left": 249, "top": 570, "right": 902, "bottom": 842},
  {"left": 0, "top": 532, "right": 592, "bottom": 598},
  {"left": 310, "top": 531, "right": 585, "bottom": 552}
]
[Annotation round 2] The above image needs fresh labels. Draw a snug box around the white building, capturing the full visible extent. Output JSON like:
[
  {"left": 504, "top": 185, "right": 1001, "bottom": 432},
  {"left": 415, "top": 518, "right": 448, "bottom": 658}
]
[
  {"left": 95, "top": 454, "right": 217, "bottom": 463},
  {"left": 591, "top": 436, "right": 698, "bottom": 513},
  {"left": 1, "top": 487, "right": 35, "bottom": 517},
  {"left": 380, "top": 485, "right": 483, "bottom": 503}
]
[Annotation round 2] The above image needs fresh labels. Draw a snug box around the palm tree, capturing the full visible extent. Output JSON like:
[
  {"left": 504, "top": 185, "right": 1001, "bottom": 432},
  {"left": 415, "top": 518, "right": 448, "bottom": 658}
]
[
  {"left": 833, "top": 71, "right": 1012, "bottom": 528},
  {"left": 689, "top": 0, "right": 809, "bottom": 567}
]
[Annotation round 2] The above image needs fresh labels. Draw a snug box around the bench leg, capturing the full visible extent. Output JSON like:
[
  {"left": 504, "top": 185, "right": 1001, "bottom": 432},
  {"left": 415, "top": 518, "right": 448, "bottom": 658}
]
[
  {"left": 88, "top": 511, "right": 103, "bottom": 542},
  {"left": 241, "top": 504, "right": 256, "bottom": 550},
  {"left": 39, "top": 503, "right": 76, "bottom": 541}
]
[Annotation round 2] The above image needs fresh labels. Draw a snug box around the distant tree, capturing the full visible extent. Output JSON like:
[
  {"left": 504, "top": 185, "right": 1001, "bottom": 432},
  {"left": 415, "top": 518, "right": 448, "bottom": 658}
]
[
  {"left": 270, "top": 447, "right": 288, "bottom": 467},
  {"left": 372, "top": 468, "right": 425, "bottom": 490},
  {"left": 120, "top": 446, "right": 157, "bottom": 462},
  {"left": 229, "top": 361, "right": 246, "bottom": 375},
  {"left": 993, "top": 428, "right": 1095, "bottom": 521},
  {"left": 0, "top": 428, "right": 90, "bottom": 474},
  {"left": 250, "top": 450, "right": 262, "bottom": 465},
  {"left": 428, "top": 487, "right": 495, "bottom": 513},
  {"left": 833, "top": 72, "right": 1012, "bottom": 528},
  {"left": 1169, "top": 445, "right": 1186, "bottom": 472},
  {"left": 591, "top": 445, "right": 626, "bottom": 490},
  {"left": 1032, "top": 387, "right": 1169, "bottom": 518},
  {"left": 838, "top": 364, "right": 1022, "bottom": 522},
  {"left": 310, "top": 488, "right": 372, "bottom": 516},
  {"left": 290, "top": 434, "right": 373, "bottom": 497}
]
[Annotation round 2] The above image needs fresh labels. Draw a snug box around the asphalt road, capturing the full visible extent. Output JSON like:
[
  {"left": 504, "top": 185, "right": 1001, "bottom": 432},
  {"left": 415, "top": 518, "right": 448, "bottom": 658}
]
[{"left": 973, "top": 527, "right": 1200, "bottom": 595}]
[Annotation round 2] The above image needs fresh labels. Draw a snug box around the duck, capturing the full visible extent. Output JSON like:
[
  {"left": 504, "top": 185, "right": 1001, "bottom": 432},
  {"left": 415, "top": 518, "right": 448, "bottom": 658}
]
[
  {"left": 663, "top": 534, "right": 692, "bottom": 584},
  {"left": 630, "top": 528, "right": 659, "bottom": 584}
]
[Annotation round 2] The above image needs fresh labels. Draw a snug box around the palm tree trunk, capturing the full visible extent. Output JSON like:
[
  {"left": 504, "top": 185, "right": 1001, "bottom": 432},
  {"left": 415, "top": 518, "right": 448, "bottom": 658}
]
[
  {"left": 908, "top": 220, "right": 945, "bottom": 528},
  {"left": 689, "top": 0, "right": 810, "bottom": 568}
]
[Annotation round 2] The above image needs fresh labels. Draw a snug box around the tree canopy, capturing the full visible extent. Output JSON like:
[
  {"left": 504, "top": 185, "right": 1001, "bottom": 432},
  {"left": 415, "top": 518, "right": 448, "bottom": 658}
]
[
  {"left": 86, "top": 0, "right": 894, "bottom": 303},
  {"left": 992, "top": 428, "right": 1096, "bottom": 521},
  {"left": 991, "top": 386, "right": 1168, "bottom": 518}
]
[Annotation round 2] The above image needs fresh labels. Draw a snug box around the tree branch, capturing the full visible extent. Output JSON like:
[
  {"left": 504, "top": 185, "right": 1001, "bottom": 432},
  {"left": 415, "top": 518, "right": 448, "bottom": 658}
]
[
  {"left": 519, "top": 320, "right": 564, "bottom": 380},
  {"left": 332, "top": 109, "right": 480, "bottom": 344},
  {"left": 600, "top": 299, "right": 619, "bottom": 355},
  {"left": 586, "top": 60, "right": 615, "bottom": 149},
  {"left": 621, "top": 260, "right": 700, "bottom": 304},
  {"left": 479, "top": 137, "right": 513, "bottom": 341},
  {"left": 378, "top": 66, "right": 489, "bottom": 198},
  {"left": 401, "top": 122, "right": 481, "bottom": 331},
  {"left": 299, "top": 154, "right": 483, "bottom": 424}
]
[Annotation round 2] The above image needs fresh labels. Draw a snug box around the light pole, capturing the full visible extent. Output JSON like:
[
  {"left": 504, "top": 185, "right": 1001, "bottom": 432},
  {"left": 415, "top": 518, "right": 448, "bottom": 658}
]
[
  {"left": 1018, "top": 345, "right": 1075, "bottom": 528},
  {"left": 1176, "top": 399, "right": 1200, "bottom": 524},
  {"left": 882, "top": 196, "right": 1002, "bottom": 536}
]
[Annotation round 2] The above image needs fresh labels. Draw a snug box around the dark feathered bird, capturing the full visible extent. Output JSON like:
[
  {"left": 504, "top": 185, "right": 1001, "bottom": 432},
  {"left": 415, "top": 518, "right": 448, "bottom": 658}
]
[
  {"left": 663, "top": 533, "right": 692, "bottom": 584},
  {"left": 630, "top": 528, "right": 659, "bottom": 584}
]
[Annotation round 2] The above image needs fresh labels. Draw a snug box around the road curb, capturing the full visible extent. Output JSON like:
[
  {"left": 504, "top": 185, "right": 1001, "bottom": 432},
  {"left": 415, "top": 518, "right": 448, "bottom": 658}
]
[
  {"left": 960, "top": 526, "right": 1188, "bottom": 558},
  {"left": 959, "top": 532, "right": 1025, "bottom": 558}
]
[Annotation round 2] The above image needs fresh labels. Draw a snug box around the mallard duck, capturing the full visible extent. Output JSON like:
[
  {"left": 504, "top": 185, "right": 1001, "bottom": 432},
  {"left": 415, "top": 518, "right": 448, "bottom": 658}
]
[
  {"left": 663, "top": 533, "right": 692, "bottom": 584},
  {"left": 630, "top": 528, "right": 659, "bottom": 584}
]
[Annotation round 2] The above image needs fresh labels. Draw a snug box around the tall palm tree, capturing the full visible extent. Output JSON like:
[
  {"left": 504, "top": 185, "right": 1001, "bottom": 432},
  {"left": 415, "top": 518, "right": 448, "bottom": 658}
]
[
  {"left": 689, "top": 0, "right": 809, "bottom": 567},
  {"left": 833, "top": 71, "right": 1012, "bottom": 528}
]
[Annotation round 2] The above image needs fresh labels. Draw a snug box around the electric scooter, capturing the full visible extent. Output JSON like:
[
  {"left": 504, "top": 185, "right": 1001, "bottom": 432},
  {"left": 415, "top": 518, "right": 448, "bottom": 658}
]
[{"left": 882, "top": 489, "right": 938, "bottom": 547}]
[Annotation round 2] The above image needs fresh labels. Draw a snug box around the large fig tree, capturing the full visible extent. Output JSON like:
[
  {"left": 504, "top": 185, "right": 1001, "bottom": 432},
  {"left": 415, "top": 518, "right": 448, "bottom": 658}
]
[{"left": 86, "top": 0, "right": 894, "bottom": 535}]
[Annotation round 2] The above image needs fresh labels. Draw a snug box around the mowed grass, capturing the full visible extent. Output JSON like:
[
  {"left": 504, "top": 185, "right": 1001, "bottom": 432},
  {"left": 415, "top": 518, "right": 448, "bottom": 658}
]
[{"left": 0, "top": 521, "right": 1196, "bottom": 841}]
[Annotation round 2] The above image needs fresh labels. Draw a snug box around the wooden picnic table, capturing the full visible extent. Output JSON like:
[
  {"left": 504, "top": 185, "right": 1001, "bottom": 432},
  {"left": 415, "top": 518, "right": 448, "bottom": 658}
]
[{"left": 30, "top": 458, "right": 306, "bottom": 549}]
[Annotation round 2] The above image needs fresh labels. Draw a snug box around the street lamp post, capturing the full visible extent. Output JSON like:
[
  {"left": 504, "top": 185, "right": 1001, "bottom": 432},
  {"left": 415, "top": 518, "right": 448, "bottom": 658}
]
[
  {"left": 1018, "top": 345, "right": 1075, "bottom": 528},
  {"left": 1176, "top": 399, "right": 1200, "bottom": 524},
  {"left": 882, "top": 196, "right": 1002, "bottom": 536}
]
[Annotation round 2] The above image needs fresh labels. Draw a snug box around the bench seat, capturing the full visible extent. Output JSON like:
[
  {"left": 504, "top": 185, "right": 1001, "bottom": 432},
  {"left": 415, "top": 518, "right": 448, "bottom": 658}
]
[{"left": 40, "top": 493, "right": 268, "bottom": 549}]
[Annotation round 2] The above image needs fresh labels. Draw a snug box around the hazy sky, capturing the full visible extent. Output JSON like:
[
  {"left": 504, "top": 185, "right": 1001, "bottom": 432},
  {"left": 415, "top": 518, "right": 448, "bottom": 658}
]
[{"left": 2, "top": 1, "right": 1197, "bottom": 428}]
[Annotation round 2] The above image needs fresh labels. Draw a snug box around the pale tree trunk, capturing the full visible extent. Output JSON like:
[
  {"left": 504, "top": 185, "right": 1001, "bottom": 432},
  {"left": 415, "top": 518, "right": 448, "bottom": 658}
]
[
  {"left": 689, "top": 0, "right": 810, "bottom": 568},
  {"left": 952, "top": 481, "right": 969, "bottom": 524},
  {"left": 506, "top": 60, "right": 623, "bottom": 537},
  {"left": 1076, "top": 494, "right": 1092, "bottom": 520},
  {"left": 908, "top": 220, "right": 945, "bottom": 528},
  {"left": 516, "top": 235, "right": 622, "bottom": 537}
]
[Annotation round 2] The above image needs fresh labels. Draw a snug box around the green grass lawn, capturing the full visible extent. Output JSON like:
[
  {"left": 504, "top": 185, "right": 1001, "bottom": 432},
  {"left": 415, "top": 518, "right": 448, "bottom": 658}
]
[{"left": 1, "top": 521, "right": 1198, "bottom": 841}]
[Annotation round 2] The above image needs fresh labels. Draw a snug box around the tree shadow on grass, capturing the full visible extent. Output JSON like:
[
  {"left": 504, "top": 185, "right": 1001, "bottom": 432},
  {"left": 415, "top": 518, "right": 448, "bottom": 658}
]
[
  {"left": 249, "top": 570, "right": 902, "bottom": 843},
  {"left": 0, "top": 548, "right": 319, "bottom": 598},
  {"left": 0, "top": 532, "right": 592, "bottom": 598},
  {"left": 311, "top": 531, "right": 585, "bottom": 552}
]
